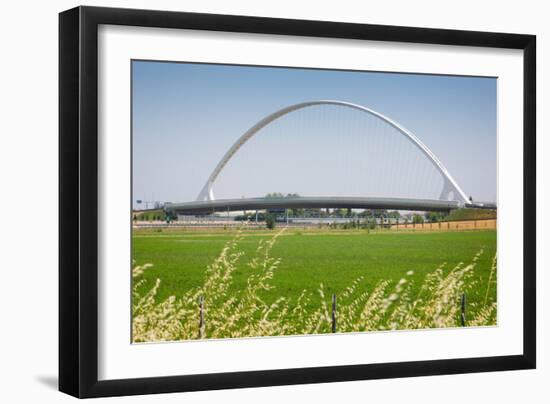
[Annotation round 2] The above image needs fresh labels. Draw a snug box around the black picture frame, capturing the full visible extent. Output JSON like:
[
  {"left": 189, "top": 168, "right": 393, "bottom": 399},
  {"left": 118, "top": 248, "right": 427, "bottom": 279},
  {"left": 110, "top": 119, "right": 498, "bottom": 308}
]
[{"left": 59, "top": 5, "right": 536, "bottom": 398}]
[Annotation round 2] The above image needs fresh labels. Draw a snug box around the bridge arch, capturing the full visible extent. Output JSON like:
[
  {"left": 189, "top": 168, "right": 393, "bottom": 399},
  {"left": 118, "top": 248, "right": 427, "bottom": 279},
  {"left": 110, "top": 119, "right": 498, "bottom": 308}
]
[{"left": 196, "top": 100, "right": 469, "bottom": 204}]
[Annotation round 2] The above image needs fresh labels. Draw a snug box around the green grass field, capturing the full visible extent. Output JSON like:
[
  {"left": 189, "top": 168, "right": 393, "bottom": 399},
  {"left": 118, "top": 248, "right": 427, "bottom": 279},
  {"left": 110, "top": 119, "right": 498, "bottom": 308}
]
[
  {"left": 446, "top": 208, "right": 497, "bottom": 221},
  {"left": 132, "top": 227, "right": 497, "bottom": 329}
]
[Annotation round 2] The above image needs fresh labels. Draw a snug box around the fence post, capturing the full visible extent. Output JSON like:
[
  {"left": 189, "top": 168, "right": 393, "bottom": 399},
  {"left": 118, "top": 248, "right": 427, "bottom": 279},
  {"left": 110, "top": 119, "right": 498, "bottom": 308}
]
[
  {"left": 460, "top": 293, "right": 466, "bottom": 326},
  {"left": 331, "top": 294, "right": 337, "bottom": 333},
  {"left": 199, "top": 295, "right": 205, "bottom": 338}
]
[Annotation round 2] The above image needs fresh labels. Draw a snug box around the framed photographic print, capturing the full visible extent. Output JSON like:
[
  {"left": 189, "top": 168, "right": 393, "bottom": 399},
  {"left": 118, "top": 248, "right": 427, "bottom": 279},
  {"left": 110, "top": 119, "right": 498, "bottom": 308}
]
[{"left": 59, "top": 6, "right": 536, "bottom": 398}]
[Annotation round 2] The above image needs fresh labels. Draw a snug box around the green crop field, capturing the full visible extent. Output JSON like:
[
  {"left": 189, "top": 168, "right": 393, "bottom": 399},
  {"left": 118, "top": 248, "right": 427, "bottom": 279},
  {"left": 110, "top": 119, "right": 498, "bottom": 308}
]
[{"left": 132, "top": 227, "right": 497, "bottom": 342}]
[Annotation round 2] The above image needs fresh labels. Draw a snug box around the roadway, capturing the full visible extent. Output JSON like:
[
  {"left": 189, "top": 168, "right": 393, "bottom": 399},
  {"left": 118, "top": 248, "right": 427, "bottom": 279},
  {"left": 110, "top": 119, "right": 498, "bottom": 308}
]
[{"left": 164, "top": 196, "right": 496, "bottom": 215}]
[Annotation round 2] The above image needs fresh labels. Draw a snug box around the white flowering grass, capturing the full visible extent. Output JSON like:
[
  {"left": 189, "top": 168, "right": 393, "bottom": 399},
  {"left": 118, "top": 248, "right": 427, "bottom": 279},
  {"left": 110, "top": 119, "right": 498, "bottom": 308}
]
[{"left": 132, "top": 229, "right": 497, "bottom": 342}]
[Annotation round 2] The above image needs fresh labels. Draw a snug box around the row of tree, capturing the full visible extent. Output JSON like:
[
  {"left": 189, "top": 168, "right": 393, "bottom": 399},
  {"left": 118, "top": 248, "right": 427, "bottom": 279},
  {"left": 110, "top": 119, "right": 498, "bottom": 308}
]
[{"left": 262, "top": 193, "right": 450, "bottom": 223}]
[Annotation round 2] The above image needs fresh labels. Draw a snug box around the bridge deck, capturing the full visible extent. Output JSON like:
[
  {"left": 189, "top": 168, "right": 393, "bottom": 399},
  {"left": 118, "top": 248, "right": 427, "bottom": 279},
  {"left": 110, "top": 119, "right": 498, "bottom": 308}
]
[{"left": 164, "top": 196, "right": 496, "bottom": 215}]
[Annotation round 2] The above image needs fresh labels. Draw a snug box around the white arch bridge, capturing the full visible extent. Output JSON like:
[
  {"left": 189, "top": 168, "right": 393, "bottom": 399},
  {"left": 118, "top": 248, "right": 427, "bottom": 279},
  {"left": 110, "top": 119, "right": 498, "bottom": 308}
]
[{"left": 164, "top": 100, "right": 496, "bottom": 216}]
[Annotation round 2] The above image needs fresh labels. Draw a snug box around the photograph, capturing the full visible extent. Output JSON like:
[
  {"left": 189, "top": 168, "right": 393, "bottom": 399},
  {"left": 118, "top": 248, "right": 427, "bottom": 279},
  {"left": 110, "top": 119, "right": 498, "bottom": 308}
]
[
  {"left": 131, "top": 60, "right": 498, "bottom": 343},
  {"left": 1, "top": 0, "right": 543, "bottom": 401}
]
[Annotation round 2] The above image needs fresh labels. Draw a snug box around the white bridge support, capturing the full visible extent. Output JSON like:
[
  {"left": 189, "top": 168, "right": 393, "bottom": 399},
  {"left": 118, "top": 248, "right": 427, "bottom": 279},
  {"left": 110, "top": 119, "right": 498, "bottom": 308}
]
[{"left": 196, "top": 100, "right": 470, "bottom": 205}]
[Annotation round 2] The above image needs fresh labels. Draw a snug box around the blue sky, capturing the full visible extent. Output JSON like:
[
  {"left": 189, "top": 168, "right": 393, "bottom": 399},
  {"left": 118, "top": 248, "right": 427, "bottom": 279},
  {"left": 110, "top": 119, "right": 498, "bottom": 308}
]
[{"left": 132, "top": 60, "right": 496, "bottom": 207}]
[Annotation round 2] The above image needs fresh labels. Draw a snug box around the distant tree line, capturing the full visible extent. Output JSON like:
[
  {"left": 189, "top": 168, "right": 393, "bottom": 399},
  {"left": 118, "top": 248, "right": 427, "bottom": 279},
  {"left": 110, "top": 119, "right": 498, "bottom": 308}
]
[{"left": 247, "top": 193, "right": 475, "bottom": 224}]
